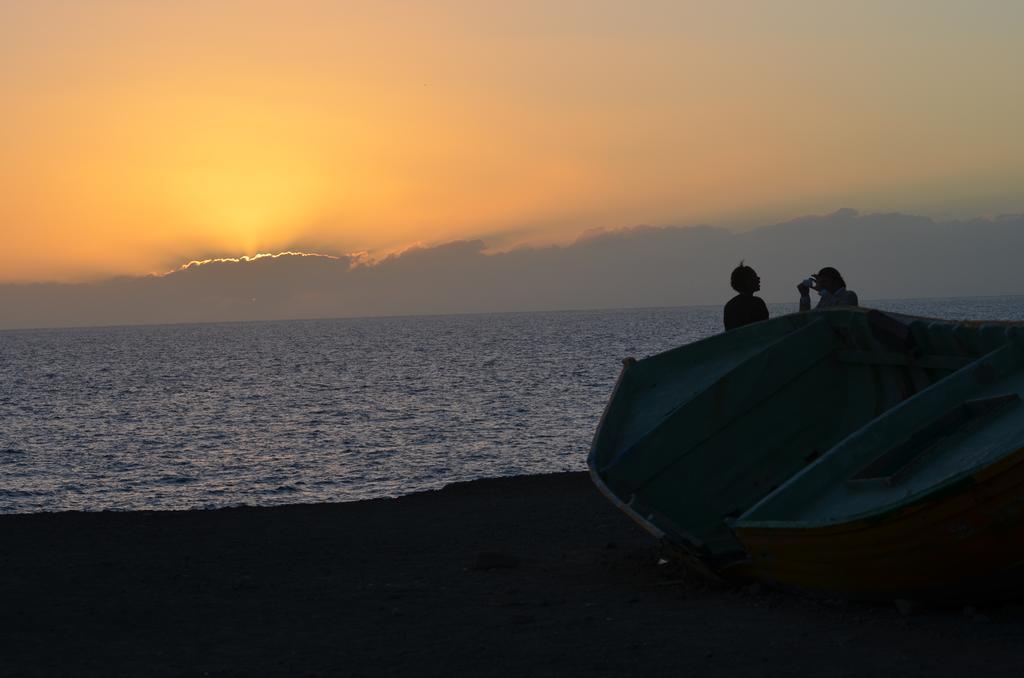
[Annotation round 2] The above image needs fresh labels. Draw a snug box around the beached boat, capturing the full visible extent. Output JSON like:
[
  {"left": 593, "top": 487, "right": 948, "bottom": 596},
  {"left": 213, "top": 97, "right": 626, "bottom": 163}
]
[{"left": 588, "top": 307, "right": 1024, "bottom": 598}]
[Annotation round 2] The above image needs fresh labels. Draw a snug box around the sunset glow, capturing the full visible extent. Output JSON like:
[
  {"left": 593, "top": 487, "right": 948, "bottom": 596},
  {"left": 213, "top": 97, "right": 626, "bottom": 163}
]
[
  {"left": 2, "top": 1, "right": 1022, "bottom": 282},
  {"left": 174, "top": 251, "right": 342, "bottom": 273}
]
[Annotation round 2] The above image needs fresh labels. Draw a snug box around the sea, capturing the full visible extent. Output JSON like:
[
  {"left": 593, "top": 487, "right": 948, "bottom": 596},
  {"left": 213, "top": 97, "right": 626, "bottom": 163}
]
[{"left": 2, "top": 296, "right": 1023, "bottom": 514}]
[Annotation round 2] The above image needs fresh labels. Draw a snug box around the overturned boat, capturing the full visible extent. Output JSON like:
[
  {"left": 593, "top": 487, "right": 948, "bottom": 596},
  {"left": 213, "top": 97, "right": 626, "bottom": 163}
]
[{"left": 589, "top": 308, "right": 1024, "bottom": 598}]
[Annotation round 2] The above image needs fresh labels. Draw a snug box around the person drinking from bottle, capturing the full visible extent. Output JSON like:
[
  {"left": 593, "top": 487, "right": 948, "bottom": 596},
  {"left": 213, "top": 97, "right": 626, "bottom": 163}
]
[{"left": 797, "top": 266, "right": 858, "bottom": 311}]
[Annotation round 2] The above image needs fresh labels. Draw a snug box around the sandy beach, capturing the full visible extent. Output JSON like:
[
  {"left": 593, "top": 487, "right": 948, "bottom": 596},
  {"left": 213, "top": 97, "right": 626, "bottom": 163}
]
[{"left": 3, "top": 471, "right": 1024, "bottom": 677}]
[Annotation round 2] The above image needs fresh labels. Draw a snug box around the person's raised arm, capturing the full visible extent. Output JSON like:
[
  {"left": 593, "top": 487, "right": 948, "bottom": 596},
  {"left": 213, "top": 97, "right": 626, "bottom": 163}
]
[{"left": 797, "top": 278, "right": 813, "bottom": 312}]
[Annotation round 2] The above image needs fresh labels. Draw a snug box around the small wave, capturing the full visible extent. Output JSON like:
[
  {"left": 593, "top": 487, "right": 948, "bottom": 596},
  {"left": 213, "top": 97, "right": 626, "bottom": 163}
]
[
  {"left": 269, "top": 485, "right": 299, "bottom": 494},
  {"left": 0, "top": 489, "right": 47, "bottom": 498},
  {"left": 156, "top": 475, "right": 197, "bottom": 485}
]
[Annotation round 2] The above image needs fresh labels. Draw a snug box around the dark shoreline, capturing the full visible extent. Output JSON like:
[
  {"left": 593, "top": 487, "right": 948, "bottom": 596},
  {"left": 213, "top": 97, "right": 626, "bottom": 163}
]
[{"left": 3, "top": 471, "right": 1024, "bottom": 677}]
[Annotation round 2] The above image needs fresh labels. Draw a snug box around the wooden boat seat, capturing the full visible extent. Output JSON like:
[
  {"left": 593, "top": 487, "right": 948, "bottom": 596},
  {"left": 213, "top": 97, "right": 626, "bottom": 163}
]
[{"left": 848, "top": 394, "right": 1021, "bottom": 487}]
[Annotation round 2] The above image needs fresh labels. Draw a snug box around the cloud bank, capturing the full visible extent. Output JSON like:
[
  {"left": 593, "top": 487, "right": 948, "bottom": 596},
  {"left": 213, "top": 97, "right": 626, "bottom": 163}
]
[{"left": 2, "top": 209, "right": 1023, "bottom": 330}]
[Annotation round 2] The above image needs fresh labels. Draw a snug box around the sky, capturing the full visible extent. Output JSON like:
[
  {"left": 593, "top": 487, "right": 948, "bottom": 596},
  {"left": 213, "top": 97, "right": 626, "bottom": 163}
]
[{"left": 2, "top": 1, "right": 1022, "bottom": 283}]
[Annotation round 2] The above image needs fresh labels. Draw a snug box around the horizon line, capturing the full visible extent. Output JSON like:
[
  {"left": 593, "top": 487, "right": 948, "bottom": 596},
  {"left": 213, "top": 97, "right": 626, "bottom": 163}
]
[{"left": 3, "top": 292, "right": 1022, "bottom": 334}]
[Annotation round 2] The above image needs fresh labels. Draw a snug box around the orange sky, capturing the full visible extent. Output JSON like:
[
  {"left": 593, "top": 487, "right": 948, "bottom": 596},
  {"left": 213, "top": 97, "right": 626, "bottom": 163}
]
[{"left": 2, "top": 1, "right": 1022, "bottom": 282}]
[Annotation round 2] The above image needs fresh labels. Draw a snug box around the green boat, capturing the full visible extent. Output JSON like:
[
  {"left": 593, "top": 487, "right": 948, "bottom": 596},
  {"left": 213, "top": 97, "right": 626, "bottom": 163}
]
[{"left": 589, "top": 307, "right": 1024, "bottom": 597}]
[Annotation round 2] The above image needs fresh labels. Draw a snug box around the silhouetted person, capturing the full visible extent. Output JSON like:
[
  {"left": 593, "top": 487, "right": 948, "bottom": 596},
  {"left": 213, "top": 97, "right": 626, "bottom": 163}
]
[
  {"left": 797, "top": 266, "right": 858, "bottom": 311},
  {"left": 724, "top": 262, "right": 769, "bottom": 330}
]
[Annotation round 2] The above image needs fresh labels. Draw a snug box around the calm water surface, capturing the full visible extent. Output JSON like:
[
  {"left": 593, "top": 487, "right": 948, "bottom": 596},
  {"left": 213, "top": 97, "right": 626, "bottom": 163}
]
[{"left": 2, "top": 296, "right": 1022, "bottom": 513}]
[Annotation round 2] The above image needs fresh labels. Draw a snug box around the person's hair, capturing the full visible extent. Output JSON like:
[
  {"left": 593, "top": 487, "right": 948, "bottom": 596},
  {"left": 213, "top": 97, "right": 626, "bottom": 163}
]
[
  {"left": 730, "top": 261, "right": 758, "bottom": 293},
  {"left": 817, "top": 266, "right": 846, "bottom": 288}
]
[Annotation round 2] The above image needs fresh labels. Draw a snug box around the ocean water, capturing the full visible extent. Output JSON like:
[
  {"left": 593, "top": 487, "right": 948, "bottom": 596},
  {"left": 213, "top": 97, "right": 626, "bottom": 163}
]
[{"left": 2, "top": 296, "right": 1023, "bottom": 514}]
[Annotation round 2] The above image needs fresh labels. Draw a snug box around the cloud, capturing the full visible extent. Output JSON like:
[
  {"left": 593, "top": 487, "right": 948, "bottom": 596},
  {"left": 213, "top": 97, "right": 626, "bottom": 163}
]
[
  {"left": 174, "top": 251, "right": 343, "bottom": 272},
  {"left": 2, "top": 210, "right": 1023, "bottom": 330}
]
